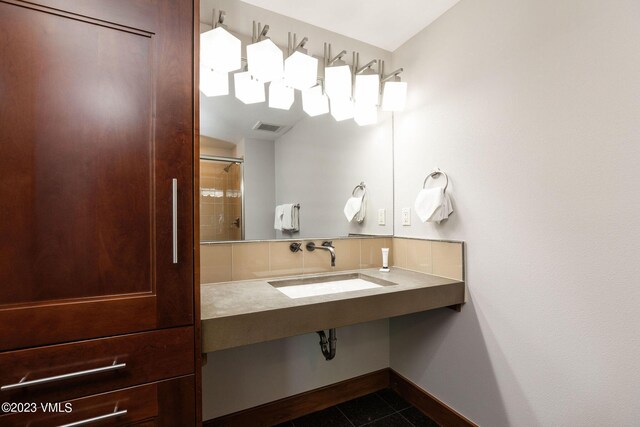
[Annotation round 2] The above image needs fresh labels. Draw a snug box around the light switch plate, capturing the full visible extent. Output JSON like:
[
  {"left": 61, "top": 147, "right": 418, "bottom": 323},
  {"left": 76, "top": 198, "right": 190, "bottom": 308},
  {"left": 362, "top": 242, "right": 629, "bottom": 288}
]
[
  {"left": 401, "top": 207, "right": 411, "bottom": 226},
  {"left": 377, "top": 209, "right": 386, "bottom": 225}
]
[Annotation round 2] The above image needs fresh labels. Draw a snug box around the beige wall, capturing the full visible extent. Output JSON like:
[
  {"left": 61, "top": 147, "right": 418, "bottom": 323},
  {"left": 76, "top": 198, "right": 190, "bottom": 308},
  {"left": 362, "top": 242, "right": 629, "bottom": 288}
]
[
  {"left": 201, "top": 237, "right": 392, "bottom": 283},
  {"left": 390, "top": 0, "right": 640, "bottom": 425}
]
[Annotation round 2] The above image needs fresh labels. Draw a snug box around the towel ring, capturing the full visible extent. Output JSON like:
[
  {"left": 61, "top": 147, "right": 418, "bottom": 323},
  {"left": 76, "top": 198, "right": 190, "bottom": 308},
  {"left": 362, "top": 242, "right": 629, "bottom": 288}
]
[
  {"left": 352, "top": 182, "right": 366, "bottom": 197},
  {"left": 423, "top": 170, "right": 449, "bottom": 192}
]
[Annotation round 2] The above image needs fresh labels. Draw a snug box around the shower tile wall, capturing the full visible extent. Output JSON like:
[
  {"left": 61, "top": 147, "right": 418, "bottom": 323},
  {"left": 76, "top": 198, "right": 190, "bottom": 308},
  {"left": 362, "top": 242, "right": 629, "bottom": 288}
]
[{"left": 200, "top": 161, "right": 242, "bottom": 241}]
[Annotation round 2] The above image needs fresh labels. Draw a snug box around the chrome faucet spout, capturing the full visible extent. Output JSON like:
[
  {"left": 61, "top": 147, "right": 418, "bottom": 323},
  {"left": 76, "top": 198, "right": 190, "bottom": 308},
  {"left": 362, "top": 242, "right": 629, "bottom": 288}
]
[{"left": 306, "top": 241, "right": 336, "bottom": 267}]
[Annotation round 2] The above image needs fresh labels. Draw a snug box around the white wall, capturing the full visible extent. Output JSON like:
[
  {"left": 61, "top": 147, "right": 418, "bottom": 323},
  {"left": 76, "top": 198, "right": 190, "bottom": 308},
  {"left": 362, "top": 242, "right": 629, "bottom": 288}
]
[
  {"left": 390, "top": 0, "right": 640, "bottom": 426},
  {"left": 202, "top": 320, "right": 389, "bottom": 420},
  {"left": 243, "top": 138, "right": 276, "bottom": 240},
  {"left": 275, "top": 113, "right": 394, "bottom": 238}
]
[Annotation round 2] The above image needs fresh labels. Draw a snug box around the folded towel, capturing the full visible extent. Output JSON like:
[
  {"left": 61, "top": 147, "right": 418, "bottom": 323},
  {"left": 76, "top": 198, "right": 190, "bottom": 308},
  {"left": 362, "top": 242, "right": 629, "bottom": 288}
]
[
  {"left": 344, "top": 197, "right": 362, "bottom": 222},
  {"left": 414, "top": 187, "right": 453, "bottom": 223},
  {"left": 281, "top": 203, "right": 299, "bottom": 231},
  {"left": 274, "top": 205, "right": 284, "bottom": 230}
]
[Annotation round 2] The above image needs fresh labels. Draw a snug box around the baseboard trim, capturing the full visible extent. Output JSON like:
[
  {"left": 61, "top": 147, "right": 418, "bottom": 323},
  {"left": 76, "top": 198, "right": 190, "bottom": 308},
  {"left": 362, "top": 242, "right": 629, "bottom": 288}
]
[
  {"left": 204, "top": 368, "right": 476, "bottom": 427},
  {"left": 203, "top": 369, "right": 390, "bottom": 427},
  {"left": 390, "top": 370, "right": 477, "bottom": 427}
]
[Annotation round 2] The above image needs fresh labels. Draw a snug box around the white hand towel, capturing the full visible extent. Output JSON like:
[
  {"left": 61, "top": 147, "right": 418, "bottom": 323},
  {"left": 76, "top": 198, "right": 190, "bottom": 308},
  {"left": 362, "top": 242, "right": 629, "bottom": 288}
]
[
  {"left": 414, "top": 187, "right": 453, "bottom": 223},
  {"left": 274, "top": 205, "right": 284, "bottom": 230},
  {"left": 281, "top": 204, "right": 299, "bottom": 231},
  {"left": 344, "top": 196, "right": 363, "bottom": 222}
]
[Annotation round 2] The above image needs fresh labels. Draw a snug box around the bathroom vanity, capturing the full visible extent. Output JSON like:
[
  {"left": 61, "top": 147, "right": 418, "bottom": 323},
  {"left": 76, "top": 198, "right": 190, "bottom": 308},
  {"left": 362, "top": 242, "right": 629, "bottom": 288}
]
[
  {"left": 201, "top": 266, "right": 464, "bottom": 352},
  {"left": 200, "top": 237, "right": 465, "bottom": 354}
]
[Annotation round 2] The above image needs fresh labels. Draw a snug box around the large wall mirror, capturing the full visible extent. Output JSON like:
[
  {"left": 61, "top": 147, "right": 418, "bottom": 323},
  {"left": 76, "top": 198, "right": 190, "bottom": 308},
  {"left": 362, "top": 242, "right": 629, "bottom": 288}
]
[{"left": 200, "top": 0, "right": 394, "bottom": 241}]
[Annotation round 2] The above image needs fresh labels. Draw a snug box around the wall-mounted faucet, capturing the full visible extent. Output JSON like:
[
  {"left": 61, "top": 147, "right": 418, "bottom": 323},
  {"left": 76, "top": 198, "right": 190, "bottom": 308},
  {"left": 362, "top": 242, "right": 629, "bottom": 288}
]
[{"left": 306, "top": 241, "right": 336, "bottom": 267}]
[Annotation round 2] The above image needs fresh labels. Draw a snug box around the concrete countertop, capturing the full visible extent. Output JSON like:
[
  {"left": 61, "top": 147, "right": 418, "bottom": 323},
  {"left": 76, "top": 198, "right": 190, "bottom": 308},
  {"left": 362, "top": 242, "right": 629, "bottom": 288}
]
[{"left": 201, "top": 267, "right": 465, "bottom": 353}]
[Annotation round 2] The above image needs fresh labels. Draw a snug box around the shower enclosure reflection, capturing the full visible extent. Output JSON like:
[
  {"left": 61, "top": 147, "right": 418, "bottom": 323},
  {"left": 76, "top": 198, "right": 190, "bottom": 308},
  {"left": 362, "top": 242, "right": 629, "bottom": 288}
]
[{"left": 200, "top": 156, "right": 244, "bottom": 241}]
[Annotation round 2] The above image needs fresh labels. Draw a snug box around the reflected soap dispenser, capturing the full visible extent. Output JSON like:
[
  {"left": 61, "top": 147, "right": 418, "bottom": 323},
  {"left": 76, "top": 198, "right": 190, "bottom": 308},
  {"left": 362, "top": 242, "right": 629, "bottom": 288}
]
[{"left": 380, "top": 248, "right": 390, "bottom": 272}]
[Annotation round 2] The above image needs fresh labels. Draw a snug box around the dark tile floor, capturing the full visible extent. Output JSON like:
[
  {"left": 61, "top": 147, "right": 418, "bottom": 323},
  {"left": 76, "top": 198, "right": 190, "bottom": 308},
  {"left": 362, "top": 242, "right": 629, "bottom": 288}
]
[{"left": 274, "top": 389, "right": 439, "bottom": 427}]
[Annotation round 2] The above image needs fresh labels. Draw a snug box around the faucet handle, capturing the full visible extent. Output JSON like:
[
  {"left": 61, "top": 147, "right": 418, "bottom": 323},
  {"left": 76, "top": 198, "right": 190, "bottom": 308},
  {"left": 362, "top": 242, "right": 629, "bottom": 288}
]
[
  {"left": 289, "top": 242, "right": 303, "bottom": 253},
  {"left": 322, "top": 241, "right": 334, "bottom": 247}
]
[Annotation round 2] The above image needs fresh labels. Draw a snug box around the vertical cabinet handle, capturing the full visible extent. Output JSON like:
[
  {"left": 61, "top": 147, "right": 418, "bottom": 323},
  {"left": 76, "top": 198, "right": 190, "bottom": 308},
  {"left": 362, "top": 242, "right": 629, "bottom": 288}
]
[{"left": 172, "top": 178, "right": 178, "bottom": 264}]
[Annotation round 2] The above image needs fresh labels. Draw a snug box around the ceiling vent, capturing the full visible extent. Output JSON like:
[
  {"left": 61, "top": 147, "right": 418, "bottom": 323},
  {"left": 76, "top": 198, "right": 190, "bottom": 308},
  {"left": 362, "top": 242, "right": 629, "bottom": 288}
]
[{"left": 252, "top": 121, "right": 285, "bottom": 133}]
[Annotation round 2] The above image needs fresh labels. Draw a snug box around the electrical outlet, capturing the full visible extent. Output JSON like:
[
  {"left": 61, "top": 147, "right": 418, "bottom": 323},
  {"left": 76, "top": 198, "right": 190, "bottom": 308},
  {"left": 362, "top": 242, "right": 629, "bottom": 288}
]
[
  {"left": 401, "top": 207, "right": 411, "bottom": 226},
  {"left": 377, "top": 209, "right": 386, "bottom": 225}
]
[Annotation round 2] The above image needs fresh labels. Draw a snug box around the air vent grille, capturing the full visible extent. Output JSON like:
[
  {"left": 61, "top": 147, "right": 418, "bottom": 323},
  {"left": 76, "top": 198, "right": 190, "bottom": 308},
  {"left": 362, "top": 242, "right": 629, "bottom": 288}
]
[{"left": 253, "top": 121, "right": 283, "bottom": 133}]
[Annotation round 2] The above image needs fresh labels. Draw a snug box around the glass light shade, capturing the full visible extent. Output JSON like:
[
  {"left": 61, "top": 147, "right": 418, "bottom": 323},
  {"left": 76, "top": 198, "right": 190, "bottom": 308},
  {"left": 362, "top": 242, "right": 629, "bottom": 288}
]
[
  {"left": 247, "top": 39, "right": 284, "bottom": 83},
  {"left": 200, "top": 27, "right": 241, "bottom": 72},
  {"left": 330, "top": 98, "right": 354, "bottom": 121},
  {"left": 354, "top": 73, "right": 380, "bottom": 105},
  {"left": 324, "top": 64, "right": 352, "bottom": 100},
  {"left": 200, "top": 66, "right": 229, "bottom": 97},
  {"left": 234, "top": 71, "right": 265, "bottom": 104},
  {"left": 382, "top": 81, "right": 407, "bottom": 111},
  {"left": 284, "top": 51, "right": 318, "bottom": 90},
  {"left": 268, "top": 79, "right": 294, "bottom": 110},
  {"left": 302, "top": 85, "right": 329, "bottom": 117},
  {"left": 354, "top": 102, "right": 378, "bottom": 126}
]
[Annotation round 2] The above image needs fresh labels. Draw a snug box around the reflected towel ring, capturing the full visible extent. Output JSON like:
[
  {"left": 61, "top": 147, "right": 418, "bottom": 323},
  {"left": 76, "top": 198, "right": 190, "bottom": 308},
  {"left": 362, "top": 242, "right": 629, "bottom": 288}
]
[
  {"left": 423, "top": 170, "right": 449, "bottom": 192},
  {"left": 352, "top": 182, "right": 366, "bottom": 197}
]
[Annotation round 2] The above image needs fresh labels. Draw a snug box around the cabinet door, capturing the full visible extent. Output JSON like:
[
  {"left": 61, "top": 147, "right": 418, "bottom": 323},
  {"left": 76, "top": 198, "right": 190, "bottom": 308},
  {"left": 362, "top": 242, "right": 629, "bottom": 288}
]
[{"left": 0, "top": 0, "right": 194, "bottom": 350}]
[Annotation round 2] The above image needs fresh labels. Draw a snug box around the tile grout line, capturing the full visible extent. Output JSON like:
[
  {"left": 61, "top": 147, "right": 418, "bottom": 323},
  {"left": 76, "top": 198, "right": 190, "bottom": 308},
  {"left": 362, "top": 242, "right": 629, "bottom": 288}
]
[
  {"left": 335, "top": 405, "right": 356, "bottom": 427},
  {"left": 396, "top": 408, "right": 418, "bottom": 427}
]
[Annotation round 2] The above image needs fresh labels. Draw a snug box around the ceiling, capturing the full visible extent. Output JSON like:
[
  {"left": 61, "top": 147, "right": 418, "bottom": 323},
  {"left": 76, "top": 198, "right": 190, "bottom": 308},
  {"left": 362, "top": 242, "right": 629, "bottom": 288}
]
[
  {"left": 238, "top": 0, "right": 462, "bottom": 52},
  {"left": 200, "top": 82, "right": 306, "bottom": 143}
]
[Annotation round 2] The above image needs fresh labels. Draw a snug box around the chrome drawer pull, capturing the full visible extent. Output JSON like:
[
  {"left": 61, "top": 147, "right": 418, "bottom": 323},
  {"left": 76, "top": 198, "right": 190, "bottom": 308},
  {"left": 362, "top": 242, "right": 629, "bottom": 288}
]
[
  {"left": 0, "top": 362, "right": 126, "bottom": 391},
  {"left": 58, "top": 409, "right": 127, "bottom": 427},
  {"left": 172, "top": 178, "right": 178, "bottom": 264}
]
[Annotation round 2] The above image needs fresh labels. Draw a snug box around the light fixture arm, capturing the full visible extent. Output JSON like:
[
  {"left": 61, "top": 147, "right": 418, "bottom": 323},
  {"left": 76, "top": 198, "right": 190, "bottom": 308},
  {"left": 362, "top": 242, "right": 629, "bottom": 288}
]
[
  {"left": 288, "top": 33, "right": 309, "bottom": 56},
  {"left": 252, "top": 21, "right": 270, "bottom": 43},
  {"left": 212, "top": 9, "right": 226, "bottom": 29},
  {"left": 356, "top": 59, "right": 378, "bottom": 75},
  {"left": 382, "top": 68, "right": 404, "bottom": 82}
]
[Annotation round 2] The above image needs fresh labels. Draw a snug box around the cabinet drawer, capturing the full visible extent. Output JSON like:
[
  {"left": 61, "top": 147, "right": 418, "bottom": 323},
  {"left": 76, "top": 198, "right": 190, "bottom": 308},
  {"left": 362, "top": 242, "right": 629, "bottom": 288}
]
[
  {"left": 0, "top": 328, "right": 193, "bottom": 405},
  {"left": 0, "top": 375, "right": 194, "bottom": 426}
]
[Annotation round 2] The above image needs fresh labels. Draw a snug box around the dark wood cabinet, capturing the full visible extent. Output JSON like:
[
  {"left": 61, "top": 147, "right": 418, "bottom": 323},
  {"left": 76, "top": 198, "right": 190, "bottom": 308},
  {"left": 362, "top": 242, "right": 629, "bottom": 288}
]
[{"left": 0, "top": 0, "right": 199, "bottom": 424}]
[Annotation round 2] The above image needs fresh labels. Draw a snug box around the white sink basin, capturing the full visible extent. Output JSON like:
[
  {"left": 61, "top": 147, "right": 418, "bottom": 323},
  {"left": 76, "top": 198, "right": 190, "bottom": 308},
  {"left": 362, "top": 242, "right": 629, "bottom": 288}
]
[{"left": 270, "top": 273, "right": 396, "bottom": 299}]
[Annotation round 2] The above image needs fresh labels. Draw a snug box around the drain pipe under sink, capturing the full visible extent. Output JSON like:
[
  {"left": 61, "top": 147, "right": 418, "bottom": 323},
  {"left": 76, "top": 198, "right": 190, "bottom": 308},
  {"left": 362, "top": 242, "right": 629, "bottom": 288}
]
[{"left": 316, "top": 329, "right": 337, "bottom": 360}]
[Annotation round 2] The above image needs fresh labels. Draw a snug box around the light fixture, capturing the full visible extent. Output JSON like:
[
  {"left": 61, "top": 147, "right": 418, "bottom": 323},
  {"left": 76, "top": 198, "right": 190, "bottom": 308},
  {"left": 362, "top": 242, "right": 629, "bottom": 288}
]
[
  {"left": 381, "top": 80, "right": 407, "bottom": 111},
  {"left": 324, "top": 49, "right": 352, "bottom": 100},
  {"left": 355, "top": 73, "right": 380, "bottom": 106},
  {"left": 234, "top": 71, "right": 265, "bottom": 104},
  {"left": 283, "top": 34, "right": 318, "bottom": 91},
  {"left": 246, "top": 23, "right": 283, "bottom": 83},
  {"left": 200, "top": 11, "right": 241, "bottom": 73},
  {"left": 302, "top": 84, "right": 329, "bottom": 117},
  {"left": 284, "top": 51, "right": 318, "bottom": 91},
  {"left": 354, "top": 102, "right": 378, "bottom": 126},
  {"left": 380, "top": 65, "right": 407, "bottom": 111},
  {"left": 268, "top": 79, "right": 294, "bottom": 110},
  {"left": 330, "top": 98, "right": 354, "bottom": 121},
  {"left": 200, "top": 66, "right": 229, "bottom": 97}
]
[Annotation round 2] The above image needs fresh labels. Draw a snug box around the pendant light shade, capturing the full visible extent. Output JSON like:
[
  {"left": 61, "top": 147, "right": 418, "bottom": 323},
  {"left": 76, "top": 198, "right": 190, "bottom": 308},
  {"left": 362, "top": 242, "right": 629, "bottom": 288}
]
[
  {"left": 284, "top": 51, "right": 318, "bottom": 91},
  {"left": 200, "top": 66, "right": 229, "bottom": 97},
  {"left": 325, "top": 64, "right": 352, "bottom": 100},
  {"left": 200, "top": 27, "right": 241, "bottom": 73},
  {"left": 302, "top": 85, "right": 329, "bottom": 117},
  {"left": 234, "top": 71, "right": 265, "bottom": 104},
  {"left": 268, "top": 79, "right": 294, "bottom": 110},
  {"left": 247, "top": 39, "right": 284, "bottom": 83},
  {"left": 381, "top": 81, "right": 407, "bottom": 111},
  {"left": 354, "top": 72, "right": 380, "bottom": 105},
  {"left": 354, "top": 102, "right": 378, "bottom": 126},
  {"left": 330, "top": 98, "right": 354, "bottom": 121}
]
